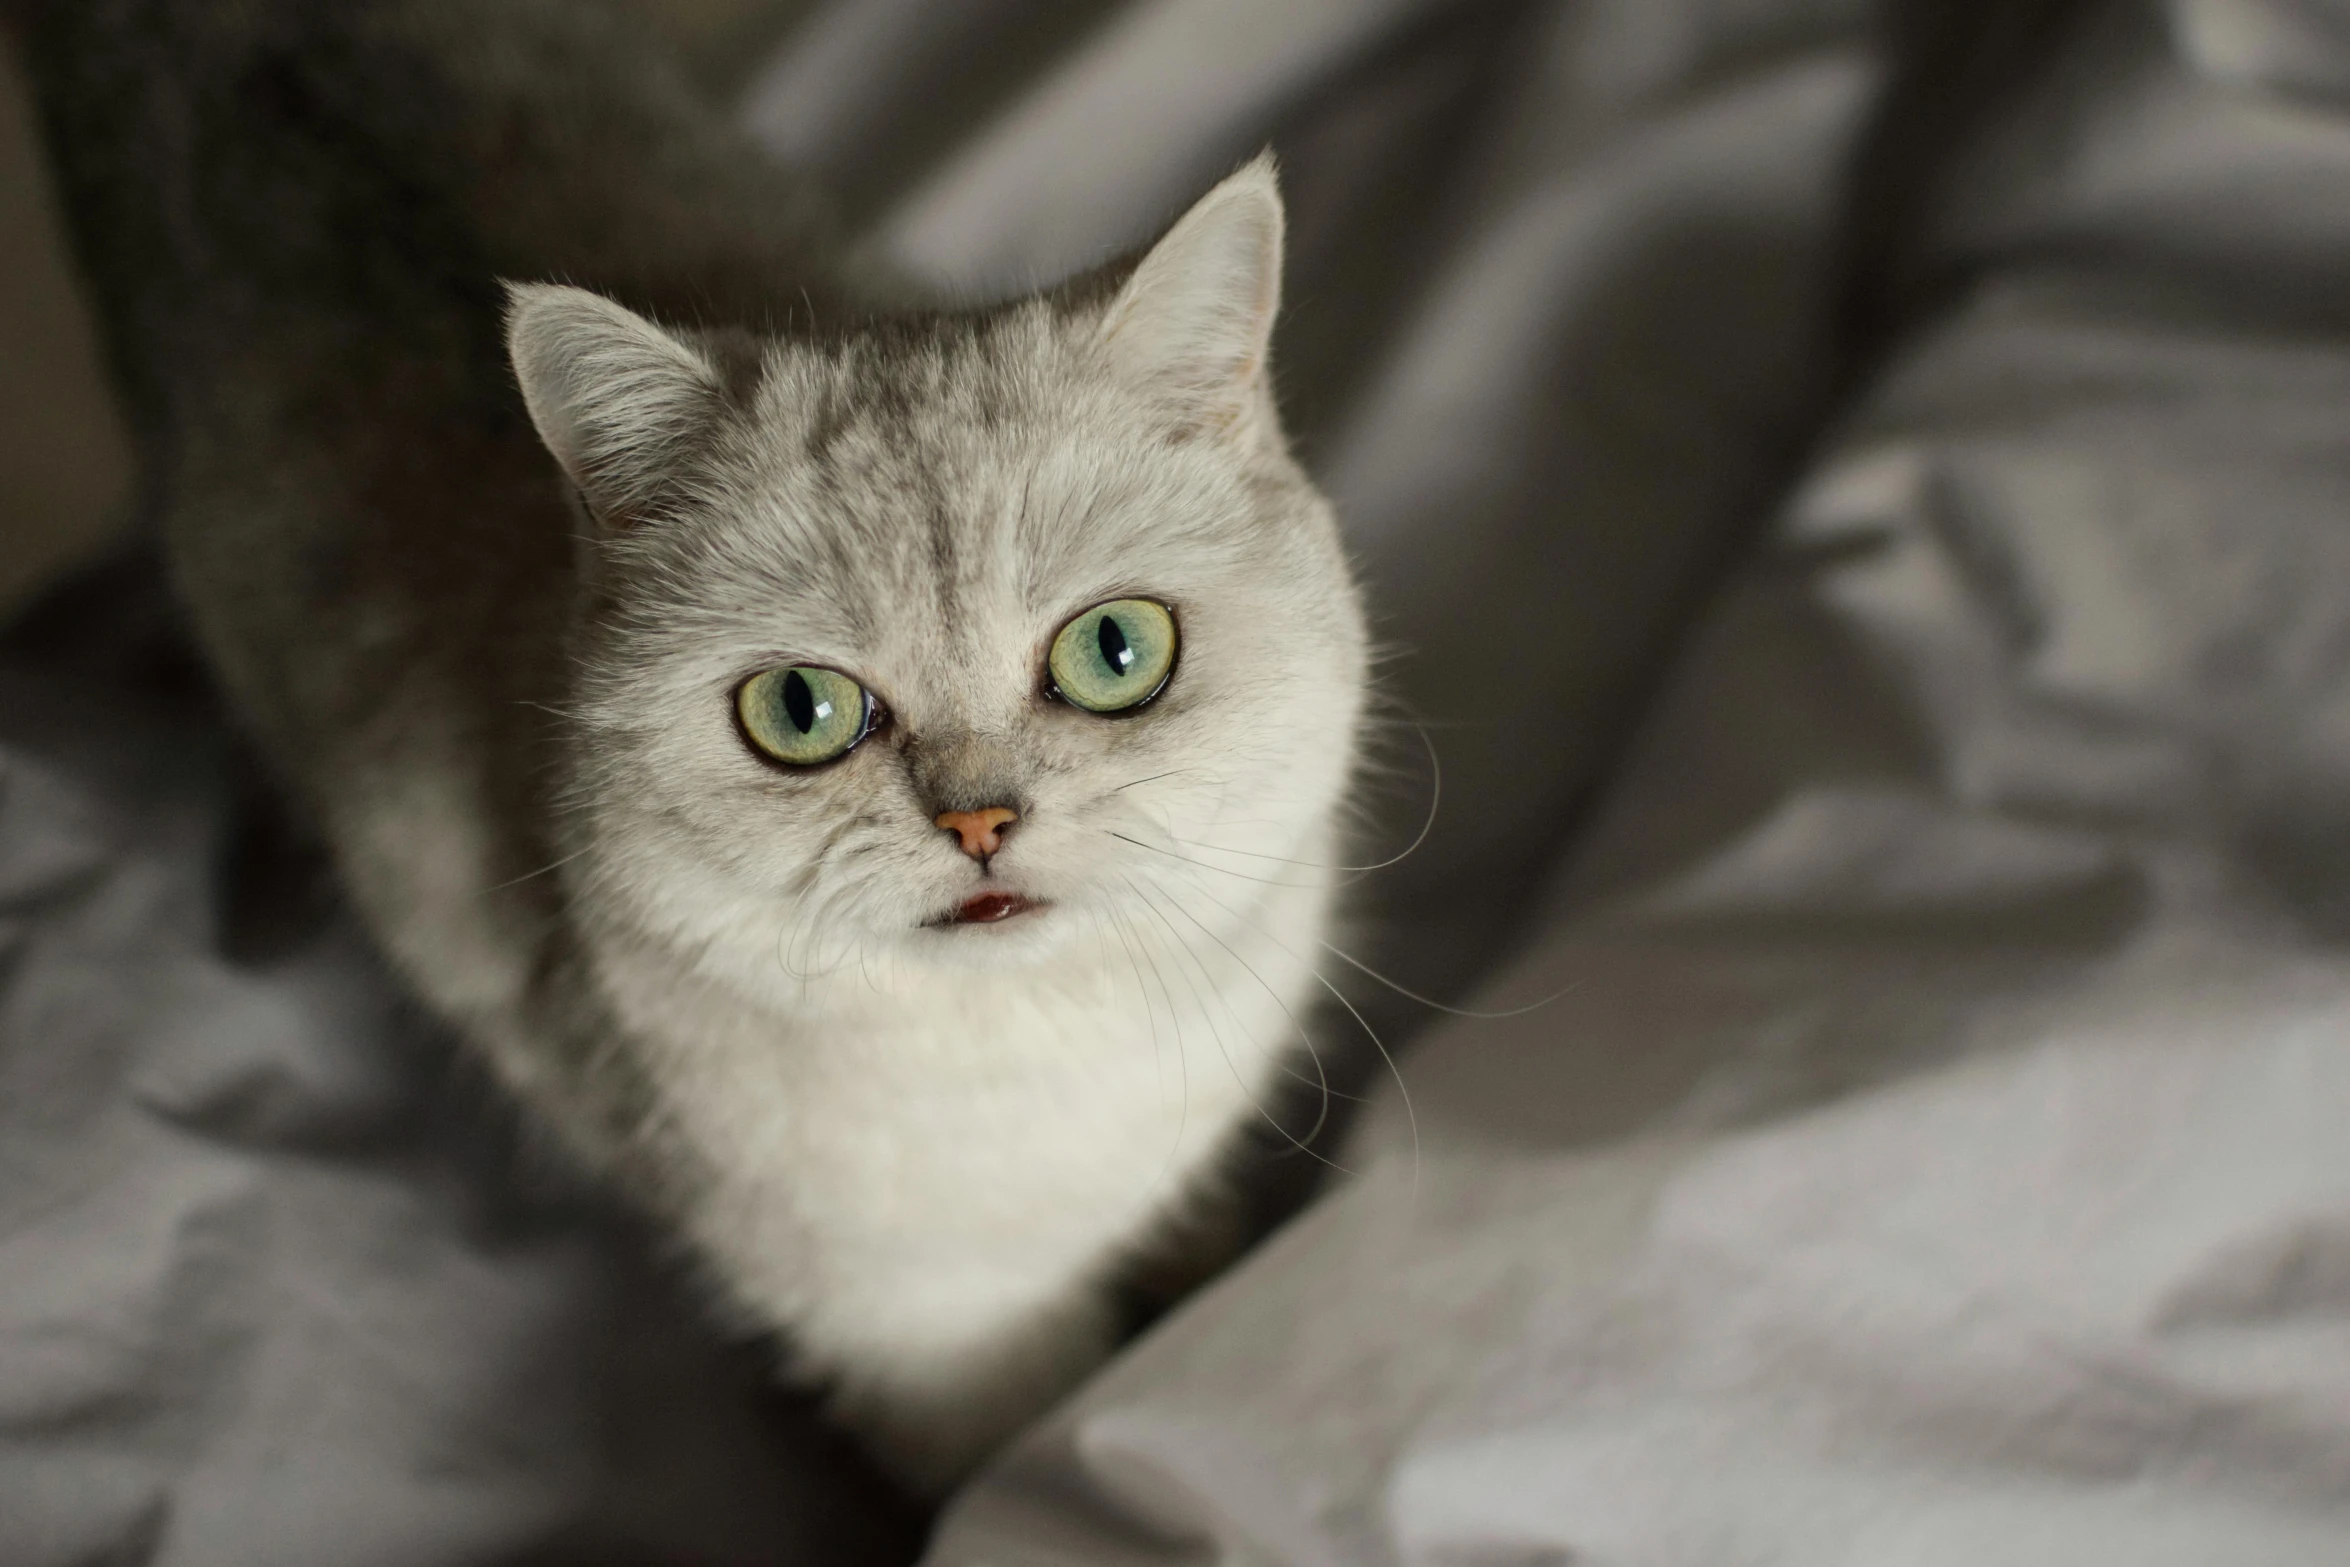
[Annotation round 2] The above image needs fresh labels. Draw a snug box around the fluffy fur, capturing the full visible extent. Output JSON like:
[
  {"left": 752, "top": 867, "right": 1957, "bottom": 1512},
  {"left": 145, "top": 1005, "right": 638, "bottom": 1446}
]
[{"left": 15, "top": 0, "right": 1366, "bottom": 1489}]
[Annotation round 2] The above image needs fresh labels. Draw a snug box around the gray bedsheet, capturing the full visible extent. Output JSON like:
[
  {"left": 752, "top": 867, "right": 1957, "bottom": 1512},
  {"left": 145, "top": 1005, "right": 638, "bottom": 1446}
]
[
  {"left": 0, "top": 593, "right": 924, "bottom": 1562},
  {"left": 7, "top": 0, "right": 2350, "bottom": 1562},
  {"left": 925, "top": 1, "right": 2350, "bottom": 1559}
]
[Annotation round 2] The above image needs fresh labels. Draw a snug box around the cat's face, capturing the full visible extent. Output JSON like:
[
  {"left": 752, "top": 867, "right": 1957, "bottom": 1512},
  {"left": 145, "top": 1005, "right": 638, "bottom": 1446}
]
[{"left": 510, "top": 160, "right": 1366, "bottom": 1000}]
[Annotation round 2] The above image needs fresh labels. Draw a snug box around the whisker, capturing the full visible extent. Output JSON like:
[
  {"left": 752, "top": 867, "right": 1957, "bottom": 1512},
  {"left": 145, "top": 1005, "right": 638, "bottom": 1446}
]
[
  {"left": 779, "top": 897, "right": 835, "bottom": 984},
  {"left": 1127, "top": 824, "right": 1568, "bottom": 1020},
  {"left": 1316, "top": 940, "right": 1574, "bottom": 1020},
  {"left": 1131, "top": 877, "right": 1347, "bottom": 1173},
  {"left": 1149, "top": 879, "right": 1345, "bottom": 1152},
  {"left": 1109, "top": 831, "right": 1327, "bottom": 890},
  {"left": 1170, "top": 723, "right": 1442, "bottom": 874},
  {"left": 1146, "top": 877, "right": 1336, "bottom": 1127},
  {"left": 1120, "top": 905, "right": 1193, "bottom": 1179},
  {"left": 1123, "top": 875, "right": 1348, "bottom": 1173},
  {"left": 1150, "top": 863, "right": 1419, "bottom": 1195},
  {"left": 785, "top": 882, "right": 824, "bottom": 982},
  {"left": 1111, "top": 767, "right": 1205, "bottom": 794},
  {"left": 1099, "top": 904, "right": 1191, "bottom": 1194},
  {"left": 483, "top": 846, "right": 590, "bottom": 893},
  {"left": 1124, "top": 879, "right": 1250, "bottom": 1130},
  {"left": 777, "top": 822, "right": 865, "bottom": 985}
]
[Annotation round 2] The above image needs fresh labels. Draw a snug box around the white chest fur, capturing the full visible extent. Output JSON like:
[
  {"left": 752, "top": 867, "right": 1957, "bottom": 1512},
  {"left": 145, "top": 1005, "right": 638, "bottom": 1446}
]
[{"left": 594, "top": 867, "right": 1334, "bottom": 1485}]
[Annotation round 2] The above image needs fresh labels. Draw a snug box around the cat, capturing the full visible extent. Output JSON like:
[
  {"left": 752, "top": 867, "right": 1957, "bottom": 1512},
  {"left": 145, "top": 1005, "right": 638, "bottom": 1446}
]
[{"left": 13, "top": 0, "right": 1368, "bottom": 1490}]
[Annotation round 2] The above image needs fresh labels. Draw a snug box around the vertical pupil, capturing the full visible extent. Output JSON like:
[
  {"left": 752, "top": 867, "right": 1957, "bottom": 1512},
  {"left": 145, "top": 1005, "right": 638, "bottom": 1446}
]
[
  {"left": 782, "top": 669, "right": 817, "bottom": 733},
  {"left": 1097, "top": 614, "right": 1134, "bottom": 674}
]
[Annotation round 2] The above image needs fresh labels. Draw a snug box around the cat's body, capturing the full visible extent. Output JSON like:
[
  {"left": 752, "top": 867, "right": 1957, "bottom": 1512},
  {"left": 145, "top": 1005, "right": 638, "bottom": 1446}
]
[{"left": 14, "top": 0, "right": 1365, "bottom": 1487}]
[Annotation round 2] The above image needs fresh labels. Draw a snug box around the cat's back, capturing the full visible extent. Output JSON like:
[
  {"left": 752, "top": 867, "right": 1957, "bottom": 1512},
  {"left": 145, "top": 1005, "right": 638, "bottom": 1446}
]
[
  {"left": 11, "top": 0, "right": 862, "bottom": 1018},
  {"left": 15, "top": 0, "right": 856, "bottom": 416}
]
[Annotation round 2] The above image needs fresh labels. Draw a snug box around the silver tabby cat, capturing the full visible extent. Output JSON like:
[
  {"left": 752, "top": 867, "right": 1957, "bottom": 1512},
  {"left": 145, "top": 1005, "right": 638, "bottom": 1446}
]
[
  {"left": 16, "top": 0, "right": 1366, "bottom": 1491},
  {"left": 496, "top": 164, "right": 1366, "bottom": 1484}
]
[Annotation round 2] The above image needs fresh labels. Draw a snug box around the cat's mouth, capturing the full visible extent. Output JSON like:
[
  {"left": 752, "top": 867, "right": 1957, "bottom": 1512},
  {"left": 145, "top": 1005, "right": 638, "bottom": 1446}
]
[{"left": 935, "top": 891, "right": 1044, "bottom": 927}]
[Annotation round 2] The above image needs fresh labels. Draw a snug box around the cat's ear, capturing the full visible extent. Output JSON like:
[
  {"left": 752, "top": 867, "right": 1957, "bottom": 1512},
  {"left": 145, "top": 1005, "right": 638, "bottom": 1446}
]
[
  {"left": 505, "top": 282, "right": 724, "bottom": 527},
  {"left": 1098, "top": 152, "right": 1284, "bottom": 436}
]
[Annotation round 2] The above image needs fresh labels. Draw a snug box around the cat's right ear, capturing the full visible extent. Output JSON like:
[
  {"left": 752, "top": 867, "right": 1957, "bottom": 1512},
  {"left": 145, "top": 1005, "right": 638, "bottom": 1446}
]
[
  {"left": 504, "top": 283, "right": 723, "bottom": 528},
  {"left": 1097, "top": 153, "right": 1285, "bottom": 439}
]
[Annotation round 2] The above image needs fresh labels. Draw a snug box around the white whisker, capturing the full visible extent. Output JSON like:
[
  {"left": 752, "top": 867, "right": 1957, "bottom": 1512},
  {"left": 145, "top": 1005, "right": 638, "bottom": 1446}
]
[
  {"left": 1148, "top": 862, "right": 1419, "bottom": 1196},
  {"left": 1099, "top": 903, "right": 1192, "bottom": 1195},
  {"left": 1170, "top": 722, "right": 1441, "bottom": 875},
  {"left": 1108, "top": 829, "right": 1328, "bottom": 889},
  {"left": 483, "top": 845, "right": 590, "bottom": 893},
  {"left": 1124, "top": 875, "right": 1346, "bottom": 1172},
  {"left": 1147, "top": 876, "right": 1346, "bottom": 1153}
]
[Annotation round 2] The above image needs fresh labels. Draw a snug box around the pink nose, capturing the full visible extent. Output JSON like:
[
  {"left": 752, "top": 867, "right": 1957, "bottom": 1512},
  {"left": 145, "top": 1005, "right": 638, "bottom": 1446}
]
[{"left": 935, "top": 806, "right": 1017, "bottom": 861}]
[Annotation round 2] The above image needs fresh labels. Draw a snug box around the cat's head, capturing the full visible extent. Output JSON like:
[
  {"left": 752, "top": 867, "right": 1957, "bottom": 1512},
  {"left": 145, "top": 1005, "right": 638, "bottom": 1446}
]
[{"left": 506, "top": 157, "right": 1366, "bottom": 999}]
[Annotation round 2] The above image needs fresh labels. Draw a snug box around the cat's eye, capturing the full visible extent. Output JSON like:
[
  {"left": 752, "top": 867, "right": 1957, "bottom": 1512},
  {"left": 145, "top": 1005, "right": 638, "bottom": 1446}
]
[
  {"left": 737, "top": 665, "right": 875, "bottom": 766},
  {"left": 1047, "top": 599, "right": 1178, "bottom": 714}
]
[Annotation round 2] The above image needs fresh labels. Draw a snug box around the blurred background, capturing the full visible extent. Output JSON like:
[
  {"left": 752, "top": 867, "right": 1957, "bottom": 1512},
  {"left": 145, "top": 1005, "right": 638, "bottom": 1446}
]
[
  {"left": 0, "top": 26, "right": 129, "bottom": 615},
  {"left": 0, "top": 0, "right": 812, "bottom": 616}
]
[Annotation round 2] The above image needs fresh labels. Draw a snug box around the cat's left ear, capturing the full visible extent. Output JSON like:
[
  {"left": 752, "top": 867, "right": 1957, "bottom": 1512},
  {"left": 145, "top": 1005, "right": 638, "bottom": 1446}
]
[
  {"left": 1098, "top": 152, "right": 1284, "bottom": 437},
  {"left": 504, "top": 282, "right": 725, "bottom": 528}
]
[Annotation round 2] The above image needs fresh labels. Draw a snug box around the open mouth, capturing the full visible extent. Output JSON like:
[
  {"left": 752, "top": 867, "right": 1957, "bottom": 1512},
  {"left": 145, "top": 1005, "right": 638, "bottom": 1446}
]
[{"left": 941, "top": 891, "right": 1042, "bottom": 926}]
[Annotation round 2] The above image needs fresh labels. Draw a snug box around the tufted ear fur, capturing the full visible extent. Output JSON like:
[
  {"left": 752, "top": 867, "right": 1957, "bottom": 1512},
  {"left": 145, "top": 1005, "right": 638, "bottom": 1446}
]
[
  {"left": 1097, "top": 152, "right": 1285, "bottom": 437},
  {"left": 505, "top": 282, "right": 724, "bottom": 527}
]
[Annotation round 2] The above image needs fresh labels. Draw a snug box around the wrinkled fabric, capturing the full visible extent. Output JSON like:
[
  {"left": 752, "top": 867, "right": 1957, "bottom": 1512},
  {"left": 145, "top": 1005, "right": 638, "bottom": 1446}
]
[
  {"left": 11, "top": 0, "right": 2350, "bottom": 1561},
  {"left": 925, "top": 1, "right": 2350, "bottom": 1561},
  {"left": 0, "top": 634, "right": 922, "bottom": 1564}
]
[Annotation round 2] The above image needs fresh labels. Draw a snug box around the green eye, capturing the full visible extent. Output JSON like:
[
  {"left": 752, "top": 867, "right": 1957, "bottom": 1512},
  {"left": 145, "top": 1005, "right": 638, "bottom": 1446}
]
[
  {"left": 737, "top": 665, "right": 874, "bottom": 766},
  {"left": 1048, "top": 598, "right": 1178, "bottom": 713}
]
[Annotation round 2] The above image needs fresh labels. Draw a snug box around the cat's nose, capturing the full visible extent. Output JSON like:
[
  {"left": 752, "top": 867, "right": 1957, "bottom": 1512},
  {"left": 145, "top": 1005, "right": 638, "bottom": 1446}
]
[{"left": 935, "top": 806, "right": 1017, "bottom": 862}]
